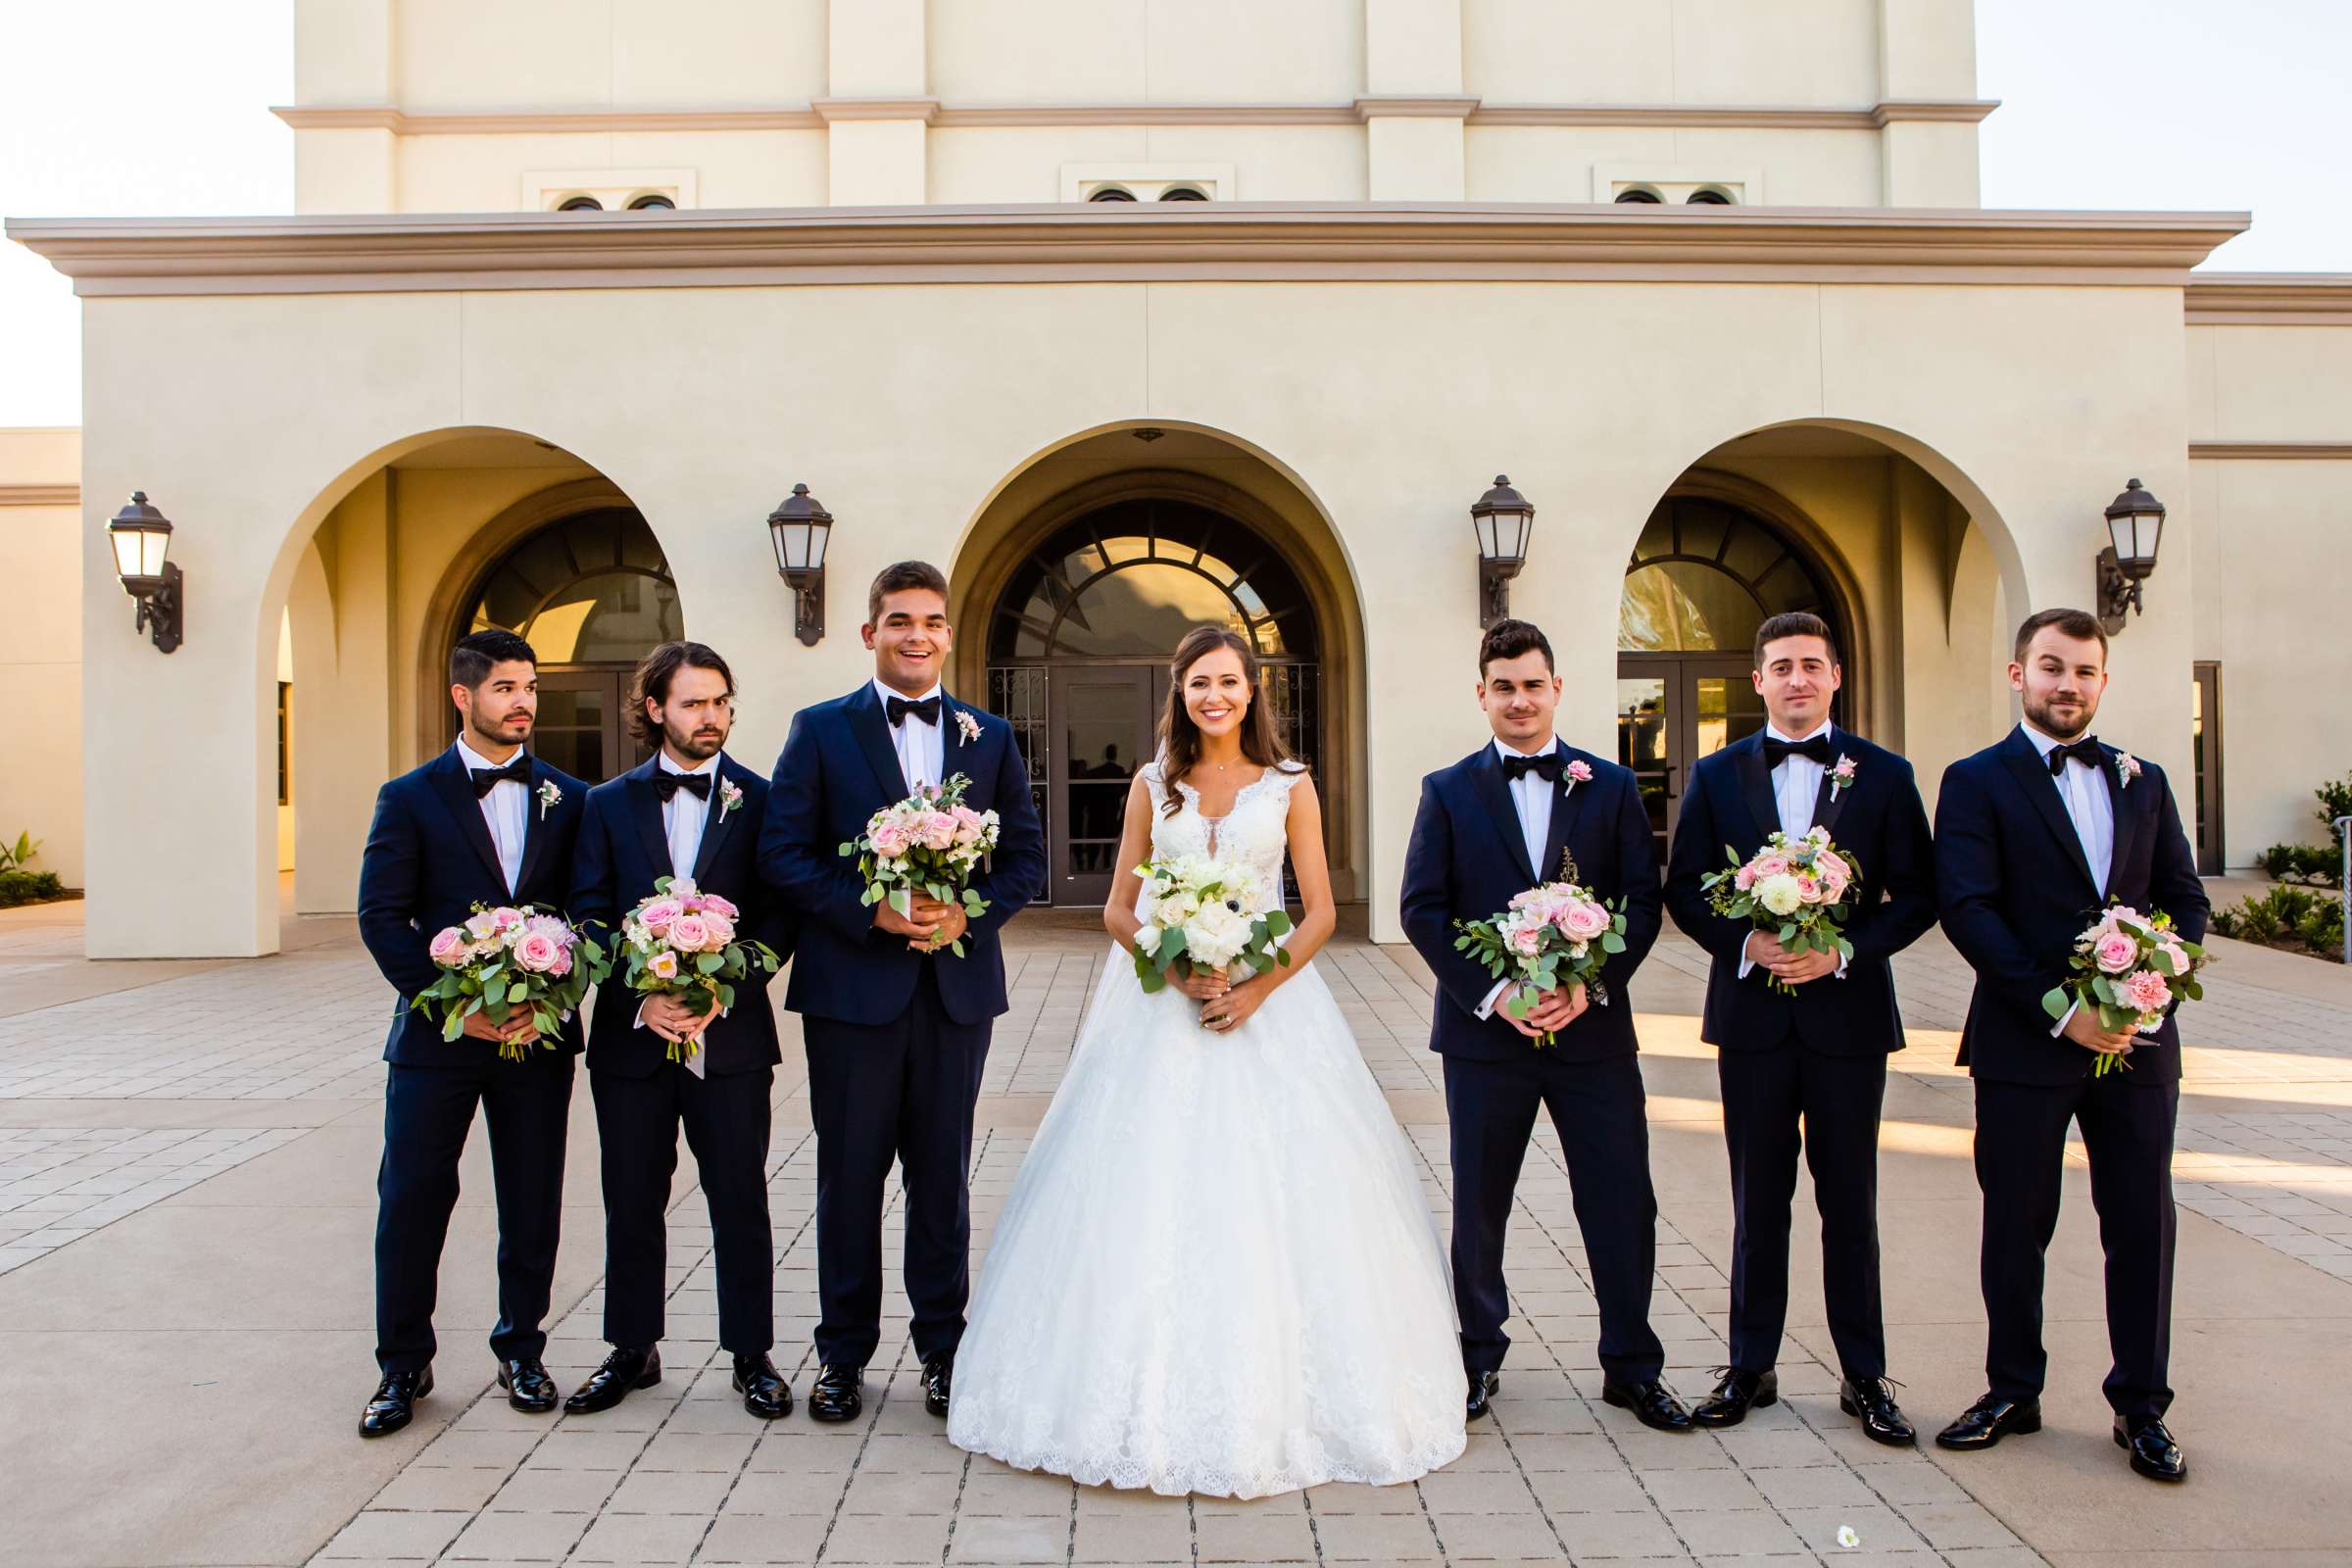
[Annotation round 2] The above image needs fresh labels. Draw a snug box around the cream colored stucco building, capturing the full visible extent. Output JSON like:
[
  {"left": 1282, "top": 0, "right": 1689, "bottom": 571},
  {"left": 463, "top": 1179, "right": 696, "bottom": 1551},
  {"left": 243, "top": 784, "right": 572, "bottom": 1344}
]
[{"left": 4, "top": 0, "right": 2346, "bottom": 957}]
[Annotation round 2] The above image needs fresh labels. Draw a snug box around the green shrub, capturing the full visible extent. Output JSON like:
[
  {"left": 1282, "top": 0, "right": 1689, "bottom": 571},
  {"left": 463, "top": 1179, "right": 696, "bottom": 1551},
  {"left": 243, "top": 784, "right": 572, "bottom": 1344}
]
[
  {"left": 2256, "top": 843, "right": 2343, "bottom": 885},
  {"left": 2296, "top": 899, "right": 2346, "bottom": 955},
  {"left": 0, "top": 831, "right": 38, "bottom": 872},
  {"left": 2211, "top": 884, "right": 2346, "bottom": 961},
  {"left": 2318, "top": 771, "right": 2352, "bottom": 833},
  {"left": 0, "top": 869, "right": 65, "bottom": 908}
]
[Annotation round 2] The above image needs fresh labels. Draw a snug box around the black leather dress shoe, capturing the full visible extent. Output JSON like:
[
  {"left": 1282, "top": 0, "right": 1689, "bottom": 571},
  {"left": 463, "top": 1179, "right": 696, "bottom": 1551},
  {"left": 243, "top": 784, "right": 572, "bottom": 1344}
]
[
  {"left": 1840, "top": 1377, "right": 1915, "bottom": 1446},
  {"left": 1466, "top": 1370, "right": 1499, "bottom": 1421},
  {"left": 497, "top": 1356, "right": 560, "bottom": 1414},
  {"left": 807, "top": 1363, "right": 863, "bottom": 1423},
  {"left": 733, "top": 1354, "right": 792, "bottom": 1420},
  {"left": 920, "top": 1352, "right": 955, "bottom": 1418},
  {"left": 359, "top": 1367, "right": 432, "bottom": 1438},
  {"left": 1935, "top": 1393, "right": 2041, "bottom": 1450},
  {"left": 2115, "top": 1417, "right": 2186, "bottom": 1482},
  {"left": 1691, "top": 1368, "right": 1777, "bottom": 1428},
  {"left": 562, "top": 1347, "right": 659, "bottom": 1415},
  {"left": 1602, "top": 1378, "right": 1695, "bottom": 1433}
]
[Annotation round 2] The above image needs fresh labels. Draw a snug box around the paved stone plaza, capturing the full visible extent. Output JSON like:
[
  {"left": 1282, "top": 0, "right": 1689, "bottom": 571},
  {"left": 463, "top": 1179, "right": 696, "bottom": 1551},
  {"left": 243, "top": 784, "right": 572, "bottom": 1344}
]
[{"left": 2, "top": 893, "right": 2349, "bottom": 1567}]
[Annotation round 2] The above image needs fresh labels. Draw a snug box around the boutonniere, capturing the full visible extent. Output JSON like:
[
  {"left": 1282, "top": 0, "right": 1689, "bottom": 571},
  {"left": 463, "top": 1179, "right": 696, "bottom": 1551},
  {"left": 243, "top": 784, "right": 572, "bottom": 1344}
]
[
  {"left": 1562, "top": 759, "right": 1593, "bottom": 796},
  {"left": 1831, "top": 755, "right": 1858, "bottom": 801},
  {"left": 954, "top": 709, "right": 982, "bottom": 746},
  {"left": 536, "top": 780, "right": 562, "bottom": 821},
  {"left": 716, "top": 777, "right": 745, "bottom": 821},
  {"left": 2116, "top": 752, "right": 2142, "bottom": 790}
]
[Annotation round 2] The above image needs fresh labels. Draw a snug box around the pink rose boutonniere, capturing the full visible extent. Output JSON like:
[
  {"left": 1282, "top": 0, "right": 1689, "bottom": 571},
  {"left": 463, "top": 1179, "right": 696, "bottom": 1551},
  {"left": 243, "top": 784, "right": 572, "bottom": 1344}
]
[
  {"left": 1563, "top": 759, "right": 1593, "bottom": 796},
  {"left": 2116, "top": 752, "right": 2142, "bottom": 791},
  {"left": 1831, "top": 755, "right": 1859, "bottom": 801},
  {"left": 716, "top": 777, "right": 745, "bottom": 821},
  {"left": 536, "top": 779, "right": 562, "bottom": 821},
  {"left": 954, "top": 709, "right": 983, "bottom": 746}
]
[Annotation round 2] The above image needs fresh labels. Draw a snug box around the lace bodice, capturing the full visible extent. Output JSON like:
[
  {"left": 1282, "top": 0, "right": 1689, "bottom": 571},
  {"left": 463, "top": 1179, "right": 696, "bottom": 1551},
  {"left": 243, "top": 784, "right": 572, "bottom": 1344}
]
[{"left": 1139, "top": 760, "right": 1303, "bottom": 914}]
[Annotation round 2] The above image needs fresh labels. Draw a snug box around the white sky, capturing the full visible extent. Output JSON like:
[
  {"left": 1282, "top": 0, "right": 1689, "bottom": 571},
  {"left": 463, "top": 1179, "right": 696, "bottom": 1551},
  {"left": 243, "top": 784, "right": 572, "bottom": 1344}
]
[{"left": 1, "top": 0, "right": 2345, "bottom": 426}]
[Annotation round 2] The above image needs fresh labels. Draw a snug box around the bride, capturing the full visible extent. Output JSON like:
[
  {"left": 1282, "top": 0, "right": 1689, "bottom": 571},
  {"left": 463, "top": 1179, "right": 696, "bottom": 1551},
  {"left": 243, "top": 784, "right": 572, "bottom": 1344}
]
[{"left": 947, "top": 626, "right": 1466, "bottom": 1497}]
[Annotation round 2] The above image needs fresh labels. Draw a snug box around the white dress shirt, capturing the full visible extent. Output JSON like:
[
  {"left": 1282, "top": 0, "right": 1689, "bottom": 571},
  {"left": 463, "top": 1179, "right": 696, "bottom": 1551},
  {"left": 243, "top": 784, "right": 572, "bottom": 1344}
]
[
  {"left": 1737, "top": 720, "right": 1847, "bottom": 982},
  {"left": 873, "top": 676, "right": 945, "bottom": 793},
  {"left": 658, "top": 750, "right": 721, "bottom": 881},
  {"left": 1478, "top": 735, "right": 1563, "bottom": 1020},
  {"left": 454, "top": 735, "right": 528, "bottom": 894},
  {"left": 2022, "top": 720, "right": 2117, "bottom": 1038}
]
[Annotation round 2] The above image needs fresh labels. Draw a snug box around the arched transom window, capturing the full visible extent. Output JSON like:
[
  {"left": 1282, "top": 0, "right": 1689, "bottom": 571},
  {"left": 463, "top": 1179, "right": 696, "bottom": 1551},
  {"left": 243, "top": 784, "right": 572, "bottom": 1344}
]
[
  {"left": 466, "top": 508, "right": 682, "bottom": 663},
  {"left": 1618, "top": 497, "right": 1837, "bottom": 654}
]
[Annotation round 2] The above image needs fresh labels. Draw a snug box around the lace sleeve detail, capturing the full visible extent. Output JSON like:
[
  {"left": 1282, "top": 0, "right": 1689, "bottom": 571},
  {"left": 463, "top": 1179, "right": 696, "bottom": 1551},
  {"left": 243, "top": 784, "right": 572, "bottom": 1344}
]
[{"left": 1138, "top": 760, "right": 1167, "bottom": 813}]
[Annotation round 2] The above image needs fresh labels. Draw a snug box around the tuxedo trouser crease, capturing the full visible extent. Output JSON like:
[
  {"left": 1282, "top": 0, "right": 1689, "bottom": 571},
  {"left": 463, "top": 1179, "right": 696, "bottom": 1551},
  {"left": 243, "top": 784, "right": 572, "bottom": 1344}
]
[
  {"left": 374, "top": 1055, "right": 573, "bottom": 1375},
  {"left": 1973, "top": 1073, "right": 2179, "bottom": 1420},
  {"left": 592, "top": 1062, "right": 776, "bottom": 1356},
  {"left": 804, "top": 960, "right": 991, "bottom": 1368},
  {"left": 1446, "top": 1049, "right": 1664, "bottom": 1383},
  {"left": 1718, "top": 1045, "right": 1888, "bottom": 1381}
]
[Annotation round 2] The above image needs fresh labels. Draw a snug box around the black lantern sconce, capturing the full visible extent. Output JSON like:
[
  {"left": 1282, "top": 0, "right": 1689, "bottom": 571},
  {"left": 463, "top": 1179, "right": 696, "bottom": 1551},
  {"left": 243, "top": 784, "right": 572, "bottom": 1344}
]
[
  {"left": 1471, "top": 474, "right": 1534, "bottom": 630},
  {"left": 2095, "top": 477, "right": 2166, "bottom": 636},
  {"left": 107, "top": 490, "right": 183, "bottom": 654},
  {"left": 768, "top": 482, "right": 833, "bottom": 646}
]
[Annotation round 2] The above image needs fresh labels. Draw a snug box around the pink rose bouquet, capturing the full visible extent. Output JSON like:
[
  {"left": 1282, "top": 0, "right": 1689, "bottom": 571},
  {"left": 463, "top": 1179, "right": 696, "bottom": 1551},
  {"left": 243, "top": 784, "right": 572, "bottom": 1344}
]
[
  {"left": 2041, "top": 902, "right": 2209, "bottom": 1076},
  {"left": 1452, "top": 872, "right": 1630, "bottom": 1047},
  {"left": 613, "top": 876, "right": 780, "bottom": 1063},
  {"left": 413, "top": 903, "right": 608, "bottom": 1060},
  {"left": 1699, "top": 826, "right": 1860, "bottom": 996},
  {"left": 839, "top": 772, "right": 1002, "bottom": 956}
]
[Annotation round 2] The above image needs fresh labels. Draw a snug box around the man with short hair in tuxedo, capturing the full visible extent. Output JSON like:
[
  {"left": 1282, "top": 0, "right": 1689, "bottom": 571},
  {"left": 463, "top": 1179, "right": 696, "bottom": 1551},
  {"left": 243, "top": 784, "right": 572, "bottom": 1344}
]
[
  {"left": 566, "top": 641, "right": 796, "bottom": 1421},
  {"left": 1664, "top": 611, "right": 1936, "bottom": 1445},
  {"left": 758, "top": 562, "right": 1046, "bottom": 1424},
  {"left": 354, "top": 629, "right": 589, "bottom": 1438},
  {"left": 1932, "top": 607, "right": 2207, "bottom": 1482},
  {"left": 1400, "top": 618, "right": 1691, "bottom": 1434}
]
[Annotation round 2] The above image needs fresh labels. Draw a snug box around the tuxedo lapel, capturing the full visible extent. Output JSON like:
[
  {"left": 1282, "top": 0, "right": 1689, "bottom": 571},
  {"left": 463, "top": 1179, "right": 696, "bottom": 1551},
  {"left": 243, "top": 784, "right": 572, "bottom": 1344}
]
[
  {"left": 425, "top": 749, "right": 508, "bottom": 891},
  {"left": 1999, "top": 728, "right": 2099, "bottom": 897},
  {"left": 1542, "top": 752, "right": 1595, "bottom": 884},
  {"left": 2100, "top": 745, "right": 2141, "bottom": 901},
  {"left": 1809, "top": 738, "right": 1855, "bottom": 838},
  {"left": 847, "top": 683, "right": 910, "bottom": 803},
  {"left": 625, "top": 762, "right": 673, "bottom": 881},
  {"left": 1468, "top": 748, "right": 1538, "bottom": 885},
  {"left": 514, "top": 758, "right": 554, "bottom": 896},
  {"left": 691, "top": 761, "right": 745, "bottom": 884},
  {"left": 1732, "top": 733, "right": 1782, "bottom": 842}
]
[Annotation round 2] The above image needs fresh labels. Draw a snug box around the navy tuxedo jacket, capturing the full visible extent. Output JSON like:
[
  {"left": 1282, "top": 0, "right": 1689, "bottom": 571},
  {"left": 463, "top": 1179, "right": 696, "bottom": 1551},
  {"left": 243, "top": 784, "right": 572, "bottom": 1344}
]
[
  {"left": 1935, "top": 726, "right": 2208, "bottom": 1086},
  {"left": 569, "top": 754, "right": 795, "bottom": 1079},
  {"left": 756, "top": 684, "right": 1047, "bottom": 1028},
  {"left": 1663, "top": 728, "right": 1937, "bottom": 1056},
  {"left": 1400, "top": 743, "right": 1664, "bottom": 1063},
  {"left": 357, "top": 747, "right": 590, "bottom": 1067}
]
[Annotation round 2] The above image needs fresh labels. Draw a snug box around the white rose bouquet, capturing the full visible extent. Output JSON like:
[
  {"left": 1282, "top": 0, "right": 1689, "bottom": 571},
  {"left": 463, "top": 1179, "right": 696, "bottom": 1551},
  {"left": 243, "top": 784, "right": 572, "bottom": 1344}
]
[
  {"left": 414, "top": 903, "right": 609, "bottom": 1060},
  {"left": 1700, "top": 826, "right": 1860, "bottom": 996},
  {"left": 1130, "top": 854, "right": 1295, "bottom": 993}
]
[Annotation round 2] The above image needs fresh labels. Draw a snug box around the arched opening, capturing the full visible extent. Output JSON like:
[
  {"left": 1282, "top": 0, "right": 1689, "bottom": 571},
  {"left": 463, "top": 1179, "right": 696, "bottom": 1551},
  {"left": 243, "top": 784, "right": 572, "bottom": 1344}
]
[{"left": 951, "top": 424, "right": 1366, "bottom": 909}]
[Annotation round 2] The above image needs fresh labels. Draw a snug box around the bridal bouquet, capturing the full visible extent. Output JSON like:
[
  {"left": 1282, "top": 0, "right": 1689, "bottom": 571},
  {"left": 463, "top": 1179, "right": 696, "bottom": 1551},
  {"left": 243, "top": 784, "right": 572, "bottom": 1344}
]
[
  {"left": 839, "top": 772, "right": 1001, "bottom": 956},
  {"left": 2041, "top": 903, "right": 2209, "bottom": 1076},
  {"left": 414, "top": 903, "right": 609, "bottom": 1060},
  {"left": 1130, "top": 854, "right": 1294, "bottom": 992},
  {"left": 612, "top": 877, "right": 781, "bottom": 1063},
  {"left": 1453, "top": 873, "right": 1628, "bottom": 1047},
  {"left": 1701, "top": 826, "right": 1859, "bottom": 995}
]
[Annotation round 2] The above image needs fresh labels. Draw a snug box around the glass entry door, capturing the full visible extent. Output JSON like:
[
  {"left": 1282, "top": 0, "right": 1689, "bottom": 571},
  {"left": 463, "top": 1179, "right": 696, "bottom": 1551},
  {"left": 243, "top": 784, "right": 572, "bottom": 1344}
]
[
  {"left": 1048, "top": 664, "right": 1159, "bottom": 906},
  {"left": 527, "top": 668, "right": 651, "bottom": 786},
  {"left": 1616, "top": 656, "right": 1770, "bottom": 866}
]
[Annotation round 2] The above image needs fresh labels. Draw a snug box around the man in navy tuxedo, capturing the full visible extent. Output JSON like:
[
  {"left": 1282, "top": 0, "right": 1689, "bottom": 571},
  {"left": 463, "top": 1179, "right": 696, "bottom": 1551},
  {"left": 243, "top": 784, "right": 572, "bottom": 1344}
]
[
  {"left": 1664, "top": 612, "right": 1936, "bottom": 1444},
  {"left": 354, "top": 630, "right": 589, "bottom": 1438},
  {"left": 1932, "top": 608, "right": 2207, "bottom": 1483},
  {"left": 1400, "top": 618, "right": 1690, "bottom": 1433},
  {"left": 758, "top": 561, "right": 1045, "bottom": 1423},
  {"left": 566, "top": 641, "right": 797, "bottom": 1421}
]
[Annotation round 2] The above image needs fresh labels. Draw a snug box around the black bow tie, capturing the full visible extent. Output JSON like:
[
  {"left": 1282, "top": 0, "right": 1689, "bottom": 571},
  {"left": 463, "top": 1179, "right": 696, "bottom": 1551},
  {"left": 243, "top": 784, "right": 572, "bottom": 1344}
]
[
  {"left": 1761, "top": 734, "right": 1834, "bottom": 769},
  {"left": 2048, "top": 736, "right": 2106, "bottom": 776},
  {"left": 467, "top": 757, "right": 532, "bottom": 798},
  {"left": 887, "top": 695, "right": 941, "bottom": 728},
  {"left": 652, "top": 771, "right": 712, "bottom": 802},
  {"left": 1500, "top": 751, "right": 1563, "bottom": 783}
]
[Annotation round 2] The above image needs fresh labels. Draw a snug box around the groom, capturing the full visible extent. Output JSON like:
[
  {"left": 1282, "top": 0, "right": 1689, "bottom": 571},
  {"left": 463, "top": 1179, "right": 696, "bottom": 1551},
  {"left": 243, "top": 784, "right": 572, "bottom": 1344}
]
[
  {"left": 1401, "top": 618, "right": 1690, "bottom": 1433},
  {"left": 759, "top": 561, "right": 1045, "bottom": 1424}
]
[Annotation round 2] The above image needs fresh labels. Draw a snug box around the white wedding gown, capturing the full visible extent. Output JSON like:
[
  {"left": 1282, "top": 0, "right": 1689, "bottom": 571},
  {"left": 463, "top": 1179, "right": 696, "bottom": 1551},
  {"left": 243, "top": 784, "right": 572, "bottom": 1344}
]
[{"left": 948, "top": 761, "right": 1466, "bottom": 1497}]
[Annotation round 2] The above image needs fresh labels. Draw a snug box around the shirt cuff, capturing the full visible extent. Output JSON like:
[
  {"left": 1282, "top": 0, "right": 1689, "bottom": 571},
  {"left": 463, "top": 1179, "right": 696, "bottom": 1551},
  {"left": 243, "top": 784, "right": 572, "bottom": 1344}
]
[
  {"left": 2049, "top": 997, "right": 2079, "bottom": 1038},
  {"left": 1475, "top": 978, "right": 1513, "bottom": 1020},
  {"left": 1738, "top": 951, "right": 1756, "bottom": 980}
]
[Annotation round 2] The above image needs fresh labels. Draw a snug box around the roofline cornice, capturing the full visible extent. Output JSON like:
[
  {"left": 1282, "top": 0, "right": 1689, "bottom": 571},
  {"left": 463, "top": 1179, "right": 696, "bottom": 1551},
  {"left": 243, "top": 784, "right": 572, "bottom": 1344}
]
[
  {"left": 7, "top": 203, "right": 2250, "bottom": 299},
  {"left": 2184, "top": 271, "right": 2352, "bottom": 325}
]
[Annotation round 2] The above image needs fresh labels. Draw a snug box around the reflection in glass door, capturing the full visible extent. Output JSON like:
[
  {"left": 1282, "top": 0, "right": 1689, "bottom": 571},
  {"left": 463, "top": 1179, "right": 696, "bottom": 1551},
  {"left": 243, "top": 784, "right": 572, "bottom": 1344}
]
[
  {"left": 1616, "top": 656, "right": 1773, "bottom": 865},
  {"left": 1049, "top": 665, "right": 1156, "bottom": 906}
]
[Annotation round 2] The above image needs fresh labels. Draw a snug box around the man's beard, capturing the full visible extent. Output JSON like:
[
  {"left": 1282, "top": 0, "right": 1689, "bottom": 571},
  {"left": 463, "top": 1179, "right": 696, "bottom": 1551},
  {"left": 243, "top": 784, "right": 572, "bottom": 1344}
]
[
  {"left": 667, "top": 724, "right": 725, "bottom": 761},
  {"left": 469, "top": 711, "right": 529, "bottom": 748},
  {"left": 2022, "top": 692, "right": 2094, "bottom": 742}
]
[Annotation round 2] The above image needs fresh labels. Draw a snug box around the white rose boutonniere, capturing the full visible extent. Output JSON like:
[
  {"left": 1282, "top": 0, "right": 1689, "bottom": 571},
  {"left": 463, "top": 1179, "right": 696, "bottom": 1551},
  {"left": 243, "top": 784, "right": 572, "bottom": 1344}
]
[
  {"left": 954, "top": 709, "right": 983, "bottom": 746},
  {"left": 717, "top": 777, "right": 745, "bottom": 821},
  {"left": 2116, "top": 752, "right": 2142, "bottom": 791},
  {"left": 536, "top": 779, "right": 563, "bottom": 821}
]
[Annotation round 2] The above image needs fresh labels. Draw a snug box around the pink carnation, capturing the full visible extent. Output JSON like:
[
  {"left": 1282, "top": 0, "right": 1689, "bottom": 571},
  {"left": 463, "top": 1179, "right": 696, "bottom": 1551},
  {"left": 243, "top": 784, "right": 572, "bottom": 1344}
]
[
  {"left": 428, "top": 927, "right": 467, "bottom": 966},
  {"left": 1558, "top": 900, "right": 1612, "bottom": 942},
  {"left": 2093, "top": 931, "right": 2140, "bottom": 974},
  {"left": 669, "top": 915, "right": 711, "bottom": 952},
  {"left": 512, "top": 932, "right": 560, "bottom": 973},
  {"left": 2122, "top": 968, "right": 2172, "bottom": 1015},
  {"left": 547, "top": 946, "right": 572, "bottom": 978}
]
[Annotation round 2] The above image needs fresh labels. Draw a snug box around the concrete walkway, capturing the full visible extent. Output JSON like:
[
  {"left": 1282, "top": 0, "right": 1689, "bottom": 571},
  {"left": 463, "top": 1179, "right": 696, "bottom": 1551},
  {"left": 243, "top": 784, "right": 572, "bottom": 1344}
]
[{"left": 1, "top": 894, "right": 2348, "bottom": 1567}]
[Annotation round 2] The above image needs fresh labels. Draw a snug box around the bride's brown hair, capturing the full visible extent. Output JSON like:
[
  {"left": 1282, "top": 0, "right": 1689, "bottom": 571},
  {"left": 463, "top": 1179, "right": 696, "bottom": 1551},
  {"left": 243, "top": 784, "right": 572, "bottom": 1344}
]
[{"left": 1155, "top": 626, "right": 1302, "bottom": 816}]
